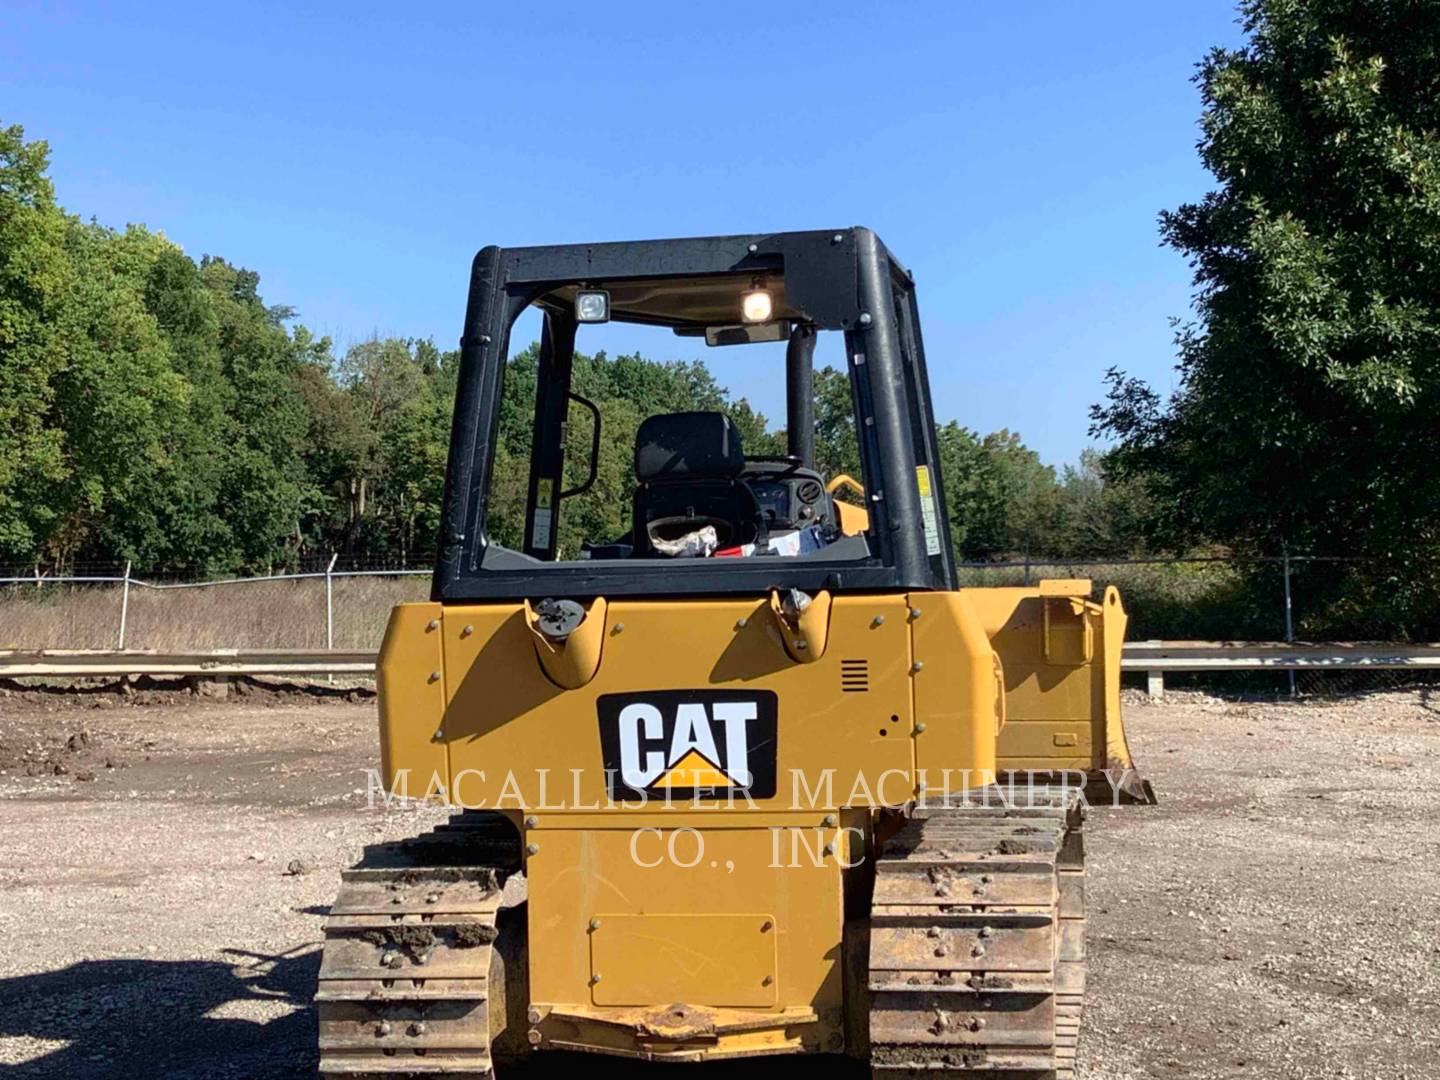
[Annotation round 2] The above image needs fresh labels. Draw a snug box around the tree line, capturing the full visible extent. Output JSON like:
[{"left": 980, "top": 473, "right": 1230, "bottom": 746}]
[
  {"left": 4, "top": 0, "right": 1437, "bottom": 637},
  {"left": 2, "top": 120, "right": 1157, "bottom": 576},
  {"left": 0, "top": 121, "right": 1144, "bottom": 576}
]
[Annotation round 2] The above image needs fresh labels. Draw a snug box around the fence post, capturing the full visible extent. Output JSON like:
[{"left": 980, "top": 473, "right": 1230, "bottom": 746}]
[
  {"left": 325, "top": 553, "right": 339, "bottom": 649},
  {"left": 325, "top": 553, "right": 339, "bottom": 684},
  {"left": 117, "top": 560, "right": 132, "bottom": 649},
  {"left": 1282, "top": 551, "right": 1296, "bottom": 697}
]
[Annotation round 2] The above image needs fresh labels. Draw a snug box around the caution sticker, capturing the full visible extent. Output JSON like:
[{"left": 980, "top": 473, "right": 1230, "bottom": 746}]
[
  {"left": 532, "top": 508, "right": 552, "bottom": 548},
  {"left": 916, "top": 465, "right": 942, "bottom": 556},
  {"left": 532, "top": 478, "right": 554, "bottom": 547}
]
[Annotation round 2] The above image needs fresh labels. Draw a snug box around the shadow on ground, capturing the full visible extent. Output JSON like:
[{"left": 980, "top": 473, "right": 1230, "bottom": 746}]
[
  {"left": 0, "top": 948, "right": 319, "bottom": 1079},
  {"left": 0, "top": 948, "right": 863, "bottom": 1079}
]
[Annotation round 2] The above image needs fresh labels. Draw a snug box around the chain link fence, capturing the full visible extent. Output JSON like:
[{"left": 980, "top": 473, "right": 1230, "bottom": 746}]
[
  {"left": 2, "top": 554, "right": 1434, "bottom": 697},
  {"left": 0, "top": 559, "right": 431, "bottom": 652}
]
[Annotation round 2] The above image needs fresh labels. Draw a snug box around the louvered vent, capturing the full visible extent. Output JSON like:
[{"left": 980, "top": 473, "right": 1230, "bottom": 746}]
[{"left": 840, "top": 659, "right": 870, "bottom": 693}]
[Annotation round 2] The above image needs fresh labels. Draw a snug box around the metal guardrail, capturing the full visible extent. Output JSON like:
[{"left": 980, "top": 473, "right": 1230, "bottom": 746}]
[
  {"left": 3, "top": 643, "right": 1439, "bottom": 696},
  {"left": 1123, "top": 640, "right": 1440, "bottom": 668},
  {"left": 1123, "top": 640, "right": 1440, "bottom": 697}
]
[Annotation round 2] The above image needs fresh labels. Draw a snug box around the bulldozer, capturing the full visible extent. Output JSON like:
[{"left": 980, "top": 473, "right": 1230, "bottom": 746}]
[{"left": 316, "top": 229, "right": 1149, "bottom": 1078}]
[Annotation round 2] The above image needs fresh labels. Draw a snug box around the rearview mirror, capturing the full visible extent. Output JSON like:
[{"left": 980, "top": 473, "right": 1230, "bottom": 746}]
[{"left": 705, "top": 321, "right": 790, "bottom": 347}]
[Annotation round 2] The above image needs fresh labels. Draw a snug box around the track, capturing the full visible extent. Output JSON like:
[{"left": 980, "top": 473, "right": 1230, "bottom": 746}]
[
  {"left": 316, "top": 813, "right": 523, "bottom": 1078},
  {"left": 867, "top": 791, "right": 1085, "bottom": 1078}
]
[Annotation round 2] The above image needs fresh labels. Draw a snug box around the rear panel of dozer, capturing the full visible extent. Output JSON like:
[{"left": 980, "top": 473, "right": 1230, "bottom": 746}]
[{"left": 373, "top": 590, "right": 1009, "bottom": 1059}]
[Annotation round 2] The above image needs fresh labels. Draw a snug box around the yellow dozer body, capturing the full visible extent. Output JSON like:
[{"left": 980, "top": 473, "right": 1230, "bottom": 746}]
[{"left": 315, "top": 230, "right": 1149, "bottom": 1078}]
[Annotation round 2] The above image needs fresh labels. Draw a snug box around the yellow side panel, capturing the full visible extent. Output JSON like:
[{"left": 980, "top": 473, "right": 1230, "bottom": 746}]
[
  {"left": 377, "top": 602, "right": 448, "bottom": 789},
  {"left": 435, "top": 595, "right": 917, "bottom": 809},
  {"left": 909, "top": 591, "right": 999, "bottom": 792}
]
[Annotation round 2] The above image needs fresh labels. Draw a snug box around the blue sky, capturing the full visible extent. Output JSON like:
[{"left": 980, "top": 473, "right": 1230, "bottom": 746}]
[{"left": 4, "top": 2, "right": 1245, "bottom": 466}]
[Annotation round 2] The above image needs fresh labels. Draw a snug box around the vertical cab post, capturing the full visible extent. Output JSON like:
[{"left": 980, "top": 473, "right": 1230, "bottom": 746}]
[
  {"left": 786, "top": 324, "right": 816, "bottom": 468},
  {"left": 851, "top": 229, "right": 930, "bottom": 585},
  {"left": 523, "top": 309, "right": 578, "bottom": 559}
]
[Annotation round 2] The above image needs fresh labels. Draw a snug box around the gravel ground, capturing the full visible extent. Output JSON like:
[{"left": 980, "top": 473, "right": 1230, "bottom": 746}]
[
  {"left": 0, "top": 681, "right": 1437, "bottom": 1078},
  {"left": 1082, "top": 689, "right": 1440, "bottom": 1080}
]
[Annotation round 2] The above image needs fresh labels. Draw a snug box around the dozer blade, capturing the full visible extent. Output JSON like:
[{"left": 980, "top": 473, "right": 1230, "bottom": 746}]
[{"left": 967, "top": 580, "right": 1156, "bottom": 805}]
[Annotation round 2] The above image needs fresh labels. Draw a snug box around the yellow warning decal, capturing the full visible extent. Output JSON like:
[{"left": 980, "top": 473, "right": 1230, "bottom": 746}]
[
  {"left": 915, "top": 465, "right": 941, "bottom": 556},
  {"left": 654, "top": 749, "right": 736, "bottom": 788}
]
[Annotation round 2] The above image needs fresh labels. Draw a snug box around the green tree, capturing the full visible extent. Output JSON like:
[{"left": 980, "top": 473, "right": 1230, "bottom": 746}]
[
  {"left": 812, "top": 365, "right": 861, "bottom": 481},
  {"left": 375, "top": 339, "right": 455, "bottom": 563},
  {"left": 53, "top": 223, "right": 190, "bottom": 566},
  {"left": 948, "top": 429, "right": 1060, "bottom": 560},
  {"left": 933, "top": 422, "right": 986, "bottom": 555},
  {"left": 195, "top": 256, "right": 317, "bottom": 570},
  {"left": 1050, "top": 450, "right": 1156, "bottom": 558},
  {"left": 297, "top": 336, "right": 455, "bottom": 562},
  {"left": 134, "top": 243, "right": 235, "bottom": 564},
  {"left": 1093, "top": 0, "right": 1440, "bottom": 633},
  {"left": 1096, "top": 0, "right": 1440, "bottom": 565},
  {"left": 0, "top": 124, "right": 70, "bottom": 561}
]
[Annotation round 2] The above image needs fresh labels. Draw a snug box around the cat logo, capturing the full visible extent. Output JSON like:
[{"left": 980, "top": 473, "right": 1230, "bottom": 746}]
[{"left": 597, "top": 690, "right": 778, "bottom": 800}]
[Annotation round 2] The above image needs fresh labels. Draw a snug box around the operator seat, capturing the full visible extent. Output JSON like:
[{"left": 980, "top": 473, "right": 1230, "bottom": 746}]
[{"left": 632, "top": 411, "right": 763, "bottom": 555}]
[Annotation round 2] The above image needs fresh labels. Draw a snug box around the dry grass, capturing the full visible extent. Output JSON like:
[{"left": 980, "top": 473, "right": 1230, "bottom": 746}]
[
  {"left": 0, "top": 577, "right": 429, "bottom": 651},
  {"left": 0, "top": 560, "right": 1259, "bottom": 651}
]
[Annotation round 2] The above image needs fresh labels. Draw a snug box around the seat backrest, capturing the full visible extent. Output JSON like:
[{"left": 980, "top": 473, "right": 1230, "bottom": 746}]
[
  {"left": 632, "top": 412, "right": 760, "bottom": 554},
  {"left": 634, "top": 411, "right": 745, "bottom": 482}
]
